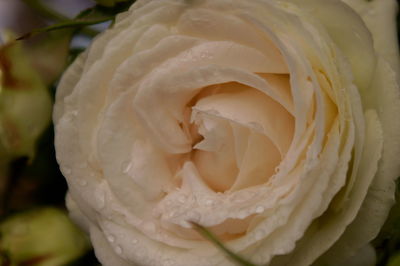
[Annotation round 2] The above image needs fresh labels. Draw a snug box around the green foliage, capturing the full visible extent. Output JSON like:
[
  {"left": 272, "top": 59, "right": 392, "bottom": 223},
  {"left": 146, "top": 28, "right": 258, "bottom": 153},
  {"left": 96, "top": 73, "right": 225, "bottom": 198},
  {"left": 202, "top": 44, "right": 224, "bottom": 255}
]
[
  {"left": 0, "top": 32, "right": 52, "bottom": 164},
  {"left": 0, "top": 208, "right": 90, "bottom": 266},
  {"left": 17, "top": 0, "right": 137, "bottom": 40}
]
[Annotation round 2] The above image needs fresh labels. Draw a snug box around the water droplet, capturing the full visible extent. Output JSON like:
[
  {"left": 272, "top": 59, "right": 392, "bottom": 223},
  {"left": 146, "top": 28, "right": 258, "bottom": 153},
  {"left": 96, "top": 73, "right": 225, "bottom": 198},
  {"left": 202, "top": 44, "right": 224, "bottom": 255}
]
[
  {"left": 163, "top": 258, "right": 175, "bottom": 266},
  {"left": 121, "top": 161, "right": 132, "bottom": 174},
  {"left": 115, "top": 245, "right": 122, "bottom": 255},
  {"left": 255, "top": 206, "right": 265, "bottom": 214},
  {"left": 168, "top": 211, "right": 177, "bottom": 218},
  {"left": 238, "top": 211, "right": 248, "bottom": 219},
  {"left": 107, "top": 235, "right": 115, "bottom": 243},
  {"left": 205, "top": 199, "right": 214, "bottom": 206},
  {"left": 180, "top": 220, "right": 192, "bottom": 228},
  {"left": 78, "top": 162, "right": 88, "bottom": 169},
  {"left": 131, "top": 239, "right": 138, "bottom": 245},
  {"left": 232, "top": 193, "right": 249, "bottom": 203},
  {"left": 178, "top": 195, "right": 186, "bottom": 203},
  {"left": 78, "top": 179, "right": 87, "bottom": 186},
  {"left": 63, "top": 167, "right": 72, "bottom": 175},
  {"left": 232, "top": 196, "right": 243, "bottom": 203},
  {"left": 200, "top": 52, "right": 208, "bottom": 59},
  {"left": 190, "top": 211, "right": 201, "bottom": 222},
  {"left": 274, "top": 166, "right": 280, "bottom": 174},
  {"left": 95, "top": 191, "right": 105, "bottom": 209}
]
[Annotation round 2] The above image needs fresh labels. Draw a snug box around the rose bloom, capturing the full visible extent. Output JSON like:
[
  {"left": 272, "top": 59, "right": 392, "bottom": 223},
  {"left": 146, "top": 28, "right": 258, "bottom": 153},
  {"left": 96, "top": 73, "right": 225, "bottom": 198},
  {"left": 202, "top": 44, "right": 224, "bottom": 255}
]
[{"left": 54, "top": 0, "right": 400, "bottom": 265}]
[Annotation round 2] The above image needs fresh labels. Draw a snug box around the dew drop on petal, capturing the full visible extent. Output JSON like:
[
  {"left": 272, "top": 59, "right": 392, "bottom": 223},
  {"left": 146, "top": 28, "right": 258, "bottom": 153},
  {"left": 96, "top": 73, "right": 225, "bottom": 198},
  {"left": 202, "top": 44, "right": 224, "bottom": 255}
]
[
  {"left": 255, "top": 206, "right": 265, "bottom": 214},
  {"left": 274, "top": 166, "right": 280, "bottom": 174},
  {"left": 163, "top": 258, "right": 175, "bottom": 266},
  {"left": 63, "top": 167, "right": 72, "bottom": 175},
  {"left": 95, "top": 191, "right": 106, "bottom": 209},
  {"left": 78, "top": 180, "right": 87, "bottom": 186},
  {"left": 178, "top": 195, "right": 186, "bottom": 203},
  {"left": 205, "top": 198, "right": 214, "bottom": 206},
  {"left": 107, "top": 235, "right": 115, "bottom": 243},
  {"left": 232, "top": 195, "right": 244, "bottom": 204},
  {"left": 78, "top": 162, "right": 88, "bottom": 169},
  {"left": 121, "top": 161, "right": 132, "bottom": 174},
  {"left": 190, "top": 211, "right": 201, "bottom": 222},
  {"left": 115, "top": 245, "right": 122, "bottom": 255},
  {"left": 168, "top": 210, "right": 177, "bottom": 218},
  {"left": 238, "top": 211, "right": 248, "bottom": 219}
]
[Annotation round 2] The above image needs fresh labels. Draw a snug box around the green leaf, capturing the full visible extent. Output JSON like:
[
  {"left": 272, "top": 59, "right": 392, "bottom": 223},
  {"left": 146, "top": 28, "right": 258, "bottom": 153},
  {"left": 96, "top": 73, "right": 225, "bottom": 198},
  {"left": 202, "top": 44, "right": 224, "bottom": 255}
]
[{"left": 17, "top": 0, "right": 137, "bottom": 40}]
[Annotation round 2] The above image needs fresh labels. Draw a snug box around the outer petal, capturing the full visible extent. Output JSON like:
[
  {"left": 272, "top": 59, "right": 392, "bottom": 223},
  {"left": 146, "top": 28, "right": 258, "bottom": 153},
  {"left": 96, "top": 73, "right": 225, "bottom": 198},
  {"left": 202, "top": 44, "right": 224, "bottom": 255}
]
[
  {"left": 316, "top": 0, "right": 400, "bottom": 264},
  {"left": 53, "top": 1, "right": 400, "bottom": 266},
  {"left": 343, "top": 0, "right": 400, "bottom": 73}
]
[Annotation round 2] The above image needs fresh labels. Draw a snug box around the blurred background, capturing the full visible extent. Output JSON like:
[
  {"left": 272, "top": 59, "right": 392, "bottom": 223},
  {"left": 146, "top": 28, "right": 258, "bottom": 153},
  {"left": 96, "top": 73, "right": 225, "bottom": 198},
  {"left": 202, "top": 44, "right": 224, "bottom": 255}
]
[
  {"left": 0, "top": 1, "right": 109, "bottom": 265},
  {"left": 0, "top": 0, "right": 399, "bottom": 266}
]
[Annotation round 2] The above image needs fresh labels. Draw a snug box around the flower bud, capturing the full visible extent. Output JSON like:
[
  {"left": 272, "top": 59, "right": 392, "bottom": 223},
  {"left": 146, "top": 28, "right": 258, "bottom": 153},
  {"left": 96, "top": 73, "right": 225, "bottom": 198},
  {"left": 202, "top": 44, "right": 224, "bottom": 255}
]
[
  {"left": 0, "top": 32, "right": 52, "bottom": 163},
  {"left": 0, "top": 208, "right": 90, "bottom": 266}
]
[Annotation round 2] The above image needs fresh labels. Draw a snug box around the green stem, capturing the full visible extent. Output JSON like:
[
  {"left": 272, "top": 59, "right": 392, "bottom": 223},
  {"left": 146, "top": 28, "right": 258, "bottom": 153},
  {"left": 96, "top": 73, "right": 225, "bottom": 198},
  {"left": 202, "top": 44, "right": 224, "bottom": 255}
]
[
  {"left": 17, "top": 17, "right": 112, "bottom": 41},
  {"left": 191, "top": 222, "right": 258, "bottom": 266},
  {"left": 21, "top": 0, "right": 100, "bottom": 37}
]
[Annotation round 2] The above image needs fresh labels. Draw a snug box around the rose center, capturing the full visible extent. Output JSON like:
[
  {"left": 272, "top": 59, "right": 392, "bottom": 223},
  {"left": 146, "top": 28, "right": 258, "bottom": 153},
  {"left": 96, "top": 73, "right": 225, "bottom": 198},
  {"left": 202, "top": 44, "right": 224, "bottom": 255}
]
[{"left": 180, "top": 81, "right": 294, "bottom": 192}]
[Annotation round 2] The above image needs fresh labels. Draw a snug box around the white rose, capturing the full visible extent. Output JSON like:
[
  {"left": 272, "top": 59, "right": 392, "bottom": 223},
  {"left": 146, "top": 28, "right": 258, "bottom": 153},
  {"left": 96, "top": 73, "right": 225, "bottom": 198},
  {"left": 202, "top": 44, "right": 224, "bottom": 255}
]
[{"left": 53, "top": 0, "right": 400, "bottom": 265}]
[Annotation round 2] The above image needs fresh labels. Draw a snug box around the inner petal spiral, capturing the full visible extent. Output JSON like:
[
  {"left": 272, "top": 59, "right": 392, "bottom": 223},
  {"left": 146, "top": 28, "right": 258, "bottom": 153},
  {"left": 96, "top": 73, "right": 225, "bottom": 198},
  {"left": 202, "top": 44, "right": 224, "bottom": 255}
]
[{"left": 189, "top": 83, "right": 292, "bottom": 192}]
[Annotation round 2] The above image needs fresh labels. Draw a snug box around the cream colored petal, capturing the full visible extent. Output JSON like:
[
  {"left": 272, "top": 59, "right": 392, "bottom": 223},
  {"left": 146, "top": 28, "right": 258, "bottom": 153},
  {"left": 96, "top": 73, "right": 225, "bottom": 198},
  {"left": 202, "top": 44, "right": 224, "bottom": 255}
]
[
  {"left": 342, "top": 0, "right": 400, "bottom": 73},
  {"left": 242, "top": 121, "right": 342, "bottom": 264},
  {"left": 230, "top": 123, "right": 250, "bottom": 169},
  {"left": 134, "top": 66, "right": 293, "bottom": 154},
  {"left": 53, "top": 51, "right": 87, "bottom": 123},
  {"left": 314, "top": 59, "right": 400, "bottom": 265},
  {"left": 269, "top": 110, "right": 382, "bottom": 266},
  {"left": 257, "top": 74, "right": 294, "bottom": 115},
  {"left": 289, "top": 0, "right": 377, "bottom": 91},
  {"left": 97, "top": 93, "right": 173, "bottom": 203},
  {"left": 106, "top": 35, "right": 203, "bottom": 103},
  {"left": 89, "top": 226, "right": 131, "bottom": 266},
  {"left": 230, "top": 131, "right": 281, "bottom": 191},
  {"left": 192, "top": 115, "right": 238, "bottom": 191},
  {"left": 177, "top": 8, "right": 287, "bottom": 73},
  {"left": 193, "top": 87, "right": 294, "bottom": 155},
  {"left": 158, "top": 41, "right": 286, "bottom": 73}
]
